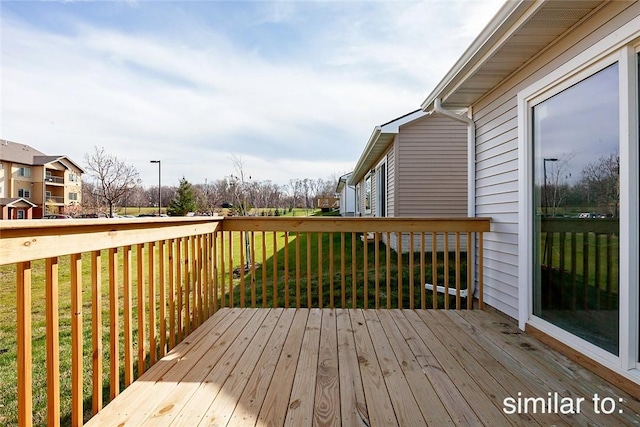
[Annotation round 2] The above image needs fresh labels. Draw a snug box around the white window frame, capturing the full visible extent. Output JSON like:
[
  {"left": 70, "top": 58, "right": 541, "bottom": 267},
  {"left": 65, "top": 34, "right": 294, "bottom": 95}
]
[
  {"left": 18, "top": 167, "right": 31, "bottom": 178},
  {"left": 69, "top": 192, "right": 78, "bottom": 201},
  {"left": 18, "top": 188, "right": 31, "bottom": 198},
  {"left": 375, "top": 156, "right": 387, "bottom": 218},
  {"left": 17, "top": 210, "right": 25, "bottom": 219},
  {"left": 517, "top": 17, "right": 640, "bottom": 378},
  {"left": 364, "top": 174, "right": 372, "bottom": 215}
]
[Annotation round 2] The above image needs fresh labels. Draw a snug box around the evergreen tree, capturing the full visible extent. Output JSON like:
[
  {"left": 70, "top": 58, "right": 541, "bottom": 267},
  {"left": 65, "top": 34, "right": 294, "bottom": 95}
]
[{"left": 167, "top": 177, "right": 197, "bottom": 216}]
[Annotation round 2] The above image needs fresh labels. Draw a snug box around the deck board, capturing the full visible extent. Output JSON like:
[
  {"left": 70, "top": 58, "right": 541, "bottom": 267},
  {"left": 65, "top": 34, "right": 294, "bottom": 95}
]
[{"left": 86, "top": 308, "right": 640, "bottom": 426}]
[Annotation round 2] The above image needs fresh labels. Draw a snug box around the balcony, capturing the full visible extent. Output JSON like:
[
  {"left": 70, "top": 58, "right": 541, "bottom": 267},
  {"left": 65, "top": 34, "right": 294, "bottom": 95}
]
[
  {"left": 1, "top": 216, "right": 639, "bottom": 426},
  {"left": 45, "top": 176, "right": 65, "bottom": 185},
  {"left": 45, "top": 195, "right": 65, "bottom": 204}
]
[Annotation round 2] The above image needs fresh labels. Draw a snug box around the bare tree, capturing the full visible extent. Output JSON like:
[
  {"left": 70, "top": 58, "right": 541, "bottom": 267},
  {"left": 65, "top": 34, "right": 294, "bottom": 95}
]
[
  {"left": 85, "top": 146, "right": 142, "bottom": 217},
  {"left": 229, "top": 155, "right": 253, "bottom": 216},
  {"left": 543, "top": 154, "right": 574, "bottom": 217},
  {"left": 581, "top": 153, "right": 620, "bottom": 217}
]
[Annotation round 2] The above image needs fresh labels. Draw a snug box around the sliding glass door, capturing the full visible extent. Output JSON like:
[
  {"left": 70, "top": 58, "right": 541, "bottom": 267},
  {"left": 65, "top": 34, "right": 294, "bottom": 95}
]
[{"left": 532, "top": 63, "right": 620, "bottom": 355}]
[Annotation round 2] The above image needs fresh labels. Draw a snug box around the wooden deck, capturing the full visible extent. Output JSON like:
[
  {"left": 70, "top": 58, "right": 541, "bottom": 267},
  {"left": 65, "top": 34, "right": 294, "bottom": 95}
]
[{"left": 86, "top": 308, "right": 640, "bottom": 426}]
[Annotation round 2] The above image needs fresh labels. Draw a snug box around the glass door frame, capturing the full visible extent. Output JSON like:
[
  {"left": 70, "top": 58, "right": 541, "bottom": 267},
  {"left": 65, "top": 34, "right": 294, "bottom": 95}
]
[{"left": 517, "top": 39, "right": 640, "bottom": 373}]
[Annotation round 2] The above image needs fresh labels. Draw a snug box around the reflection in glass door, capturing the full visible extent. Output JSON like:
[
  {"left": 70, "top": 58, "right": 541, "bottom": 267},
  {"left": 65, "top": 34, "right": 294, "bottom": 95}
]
[{"left": 532, "top": 63, "right": 620, "bottom": 355}]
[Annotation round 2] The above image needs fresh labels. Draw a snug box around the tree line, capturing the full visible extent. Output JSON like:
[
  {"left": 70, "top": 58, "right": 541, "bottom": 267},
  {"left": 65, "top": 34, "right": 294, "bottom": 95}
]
[{"left": 80, "top": 147, "right": 338, "bottom": 216}]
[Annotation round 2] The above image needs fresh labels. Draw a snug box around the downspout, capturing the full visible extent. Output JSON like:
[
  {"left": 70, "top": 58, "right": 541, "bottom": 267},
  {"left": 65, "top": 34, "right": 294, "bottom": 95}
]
[
  {"left": 425, "top": 98, "right": 478, "bottom": 299},
  {"left": 433, "top": 98, "right": 475, "bottom": 217}
]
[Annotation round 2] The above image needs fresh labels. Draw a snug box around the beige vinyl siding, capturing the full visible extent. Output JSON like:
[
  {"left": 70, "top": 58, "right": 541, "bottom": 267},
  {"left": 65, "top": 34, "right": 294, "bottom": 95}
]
[
  {"left": 470, "top": 0, "right": 639, "bottom": 319},
  {"left": 395, "top": 113, "right": 467, "bottom": 217},
  {"left": 386, "top": 143, "right": 395, "bottom": 217}
]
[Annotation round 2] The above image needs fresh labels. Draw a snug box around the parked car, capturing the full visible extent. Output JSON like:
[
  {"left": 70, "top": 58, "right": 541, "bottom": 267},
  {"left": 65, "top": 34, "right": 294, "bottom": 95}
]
[{"left": 43, "top": 214, "right": 72, "bottom": 219}]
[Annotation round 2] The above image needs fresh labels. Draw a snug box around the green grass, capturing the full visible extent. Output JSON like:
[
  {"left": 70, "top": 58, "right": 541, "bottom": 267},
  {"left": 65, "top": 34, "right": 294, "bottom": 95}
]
[{"left": 221, "top": 232, "right": 469, "bottom": 310}]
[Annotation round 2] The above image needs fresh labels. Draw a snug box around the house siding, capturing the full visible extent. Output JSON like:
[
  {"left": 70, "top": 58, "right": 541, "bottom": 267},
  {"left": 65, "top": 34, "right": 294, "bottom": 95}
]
[
  {"left": 395, "top": 113, "right": 467, "bottom": 217},
  {"left": 470, "top": 0, "right": 639, "bottom": 319},
  {"left": 386, "top": 143, "right": 395, "bottom": 217}
]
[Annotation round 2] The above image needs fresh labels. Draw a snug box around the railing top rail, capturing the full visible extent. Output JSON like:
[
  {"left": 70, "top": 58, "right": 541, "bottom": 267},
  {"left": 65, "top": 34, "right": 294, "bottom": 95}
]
[
  {"left": 221, "top": 216, "right": 491, "bottom": 233},
  {"left": 0, "top": 217, "right": 223, "bottom": 265}
]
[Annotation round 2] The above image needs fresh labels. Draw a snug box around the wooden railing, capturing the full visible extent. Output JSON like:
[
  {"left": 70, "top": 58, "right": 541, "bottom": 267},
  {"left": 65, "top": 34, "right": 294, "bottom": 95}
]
[
  {"left": 540, "top": 217, "right": 619, "bottom": 310},
  {"left": 0, "top": 216, "right": 489, "bottom": 426}
]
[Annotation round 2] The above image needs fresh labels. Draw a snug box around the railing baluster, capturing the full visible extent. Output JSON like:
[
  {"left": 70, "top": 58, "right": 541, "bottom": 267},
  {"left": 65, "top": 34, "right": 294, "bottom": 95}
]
[
  {"left": 559, "top": 231, "right": 566, "bottom": 309},
  {"left": 409, "top": 232, "right": 414, "bottom": 310},
  {"left": 46, "top": 257, "right": 60, "bottom": 426},
  {"left": 176, "top": 238, "right": 184, "bottom": 341},
  {"left": 329, "top": 232, "right": 334, "bottom": 309},
  {"left": 202, "top": 234, "right": 209, "bottom": 319},
  {"left": 341, "top": 232, "right": 346, "bottom": 309},
  {"left": 251, "top": 231, "right": 256, "bottom": 308},
  {"left": 444, "top": 233, "right": 449, "bottom": 309},
  {"left": 240, "top": 231, "right": 245, "bottom": 308},
  {"left": 159, "top": 240, "right": 167, "bottom": 357},
  {"left": 137, "top": 244, "right": 146, "bottom": 375},
  {"left": 420, "top": 233, "right": 425, "bottom": 310},
  {"left": 479, "top": 233, "right": 484, "bottom": 309},
  {"left": 17, "top": 261, "right": 32, "bottom": 427},
  {"left": 397, "top": 232, "right": 402, "bottom": 309},
  {"left": 228, "top": 232, "right": 233, "bottom": 309},
  {"left": 109, "top": 248, "right": 120, "bottom": 398},
  {"left": 432, "top": 232, "right": 437, "bottom": 309},
  {"left": 296, "top": 232, "right": 301, "bottom": 308},
  {"left": 571, "top": 231, "right": 577, "bottom": 311},
  {"left": 262, "top": 231, "right": 267, "bottom": 308},
  {"left": 284, "top": 232, "right": 290, "bottom": 309},
  {"left": 184, "top": 236, "right": 191, "bottom": 331},
  {"left": 213, "top": 233, "right": 219, "bottom": 313},
  {"left": 273, "top": 231, "right": 278, "bottom": 308},
  {"left": 595, "top": 233, "right": 601, "bottom": 310},
  {"left": 351, "top": 232, "right": 357, "bottom": 309},
  {"left": 318, "top": 232, "right": 323, "bottom": 309},
  {"left": 455, "top": 232, "right": 461, "bottom": 310},
  {"left": 70, "top": 253, "right": 83, "bottom": 426},
  {"left": 308, "top": 232, "right": 312, "bottom": 308},
  {"left": 386, "top": 232, "right": 391, "bottom": 310},
  {"left": 375, "top": 233, "right": 380, "bottom": 309},
  {"left": 363, "top": 232, "right": 368, "bottom": 309},
  {"left": 583, "top": 232, "right": 589, "bottom": 310},
  {"left": 607, "top": 233, "right": 613, "bottom": 309},
  {"left": 123, "top": 245, "right": 134, "bottom": 386},
  {"left": 91, "top": 251, "right": 102, "bottom": 414},
  {"left": 190, "top": 236, "right": 197, "bottom": 329},
  {"left": 148, "top": 242, "right": 156, "bottom": 366},
  {"left": 467, "top": 232, "right": 472, "bottom": 310}
]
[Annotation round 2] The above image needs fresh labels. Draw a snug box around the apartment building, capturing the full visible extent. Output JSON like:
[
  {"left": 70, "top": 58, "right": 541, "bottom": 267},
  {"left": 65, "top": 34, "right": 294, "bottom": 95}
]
[{"left": 0, "top": 139, "right": 84, "bottom": 219}]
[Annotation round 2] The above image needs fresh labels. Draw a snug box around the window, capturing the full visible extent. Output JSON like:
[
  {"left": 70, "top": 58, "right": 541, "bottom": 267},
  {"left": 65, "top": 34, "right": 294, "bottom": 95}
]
[
  {"left": 18, "top": 188, "right": 31, "bottom": 198},
  {"left": 364, "top": 174, "right": 372, "bottom": 214},
  {"left": 18, "top": 167, "right": 31, "bottom": 178},
  {"left": 376, "top": 160, "right": 387, "bottom": 217},
  {"left": 69, "top": 173, "right": 78, "bottom": 182},
  {"left": 69, "top": 192, "right": 78, "bottom": 201},
  {"left": 17, "top": 210, "right": 25, "bottom": 219},
  {"left": 531, "top": 63, "right": 620, "bottom": 355}
]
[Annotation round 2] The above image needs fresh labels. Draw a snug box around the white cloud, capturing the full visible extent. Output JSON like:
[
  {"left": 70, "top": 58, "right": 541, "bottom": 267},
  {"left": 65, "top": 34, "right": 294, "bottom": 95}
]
[{"left": 1, "top": 0, "right": 504, "bottom": 188}]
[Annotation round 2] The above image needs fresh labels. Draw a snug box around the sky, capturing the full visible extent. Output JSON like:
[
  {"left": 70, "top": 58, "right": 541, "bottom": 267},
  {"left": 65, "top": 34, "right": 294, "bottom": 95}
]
[{"left": 1, "top": 0, "right": 504, "bottom": 188}]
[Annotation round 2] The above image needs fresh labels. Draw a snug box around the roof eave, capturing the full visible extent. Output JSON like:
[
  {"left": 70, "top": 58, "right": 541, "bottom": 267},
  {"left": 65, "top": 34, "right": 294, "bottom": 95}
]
[{"left": 421, "top": 0, "right": 536, "bottom": 111}]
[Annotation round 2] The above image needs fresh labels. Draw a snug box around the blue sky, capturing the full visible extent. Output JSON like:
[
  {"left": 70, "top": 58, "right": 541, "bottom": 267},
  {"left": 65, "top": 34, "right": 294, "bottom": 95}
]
[{"left": 1, "top": 0, "right": 504, "bottom": 187}]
